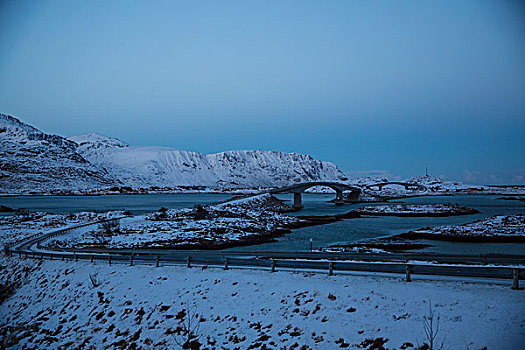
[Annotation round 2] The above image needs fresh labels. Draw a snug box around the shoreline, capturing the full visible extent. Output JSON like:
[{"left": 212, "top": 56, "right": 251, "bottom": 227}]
[{"left": 393, "top": 231, "right": 525, "bottom": 243}]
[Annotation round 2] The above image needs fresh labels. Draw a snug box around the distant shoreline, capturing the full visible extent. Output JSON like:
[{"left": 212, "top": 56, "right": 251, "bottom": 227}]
[{"left": 2, "top": 188, "right": 525, "bottom": 198}]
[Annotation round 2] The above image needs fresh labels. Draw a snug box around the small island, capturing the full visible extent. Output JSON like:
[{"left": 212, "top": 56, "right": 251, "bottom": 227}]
[
  {"left": 397, "top": 215, "right": 525, "bottom": 243},
  {"left": 352, "top": 203, "right": 479, "bottom": 217}
]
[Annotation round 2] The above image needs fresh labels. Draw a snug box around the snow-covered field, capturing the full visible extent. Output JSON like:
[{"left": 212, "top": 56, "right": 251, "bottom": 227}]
[
  {"left": 354, "top": 204, "right": 479, "bottom": 216},
  {"left": 43, "top": 195, "right": 300, "bottom": 250},
  {"left": 0, "top": 257, "right": 523, "bottom": 349},
  {"left": 401, "top": 215, "right": 525, "bottom": 242}
]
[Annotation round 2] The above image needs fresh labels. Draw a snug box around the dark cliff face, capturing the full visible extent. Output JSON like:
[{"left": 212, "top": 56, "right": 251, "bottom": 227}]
[{"left": 0, "top": 114, "right": 115, "bottom": 193}]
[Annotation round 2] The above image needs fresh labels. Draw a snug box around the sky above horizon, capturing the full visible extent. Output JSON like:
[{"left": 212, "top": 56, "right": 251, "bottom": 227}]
[{"left": 1, "top": 1, "right": 524, "bottom": 184}]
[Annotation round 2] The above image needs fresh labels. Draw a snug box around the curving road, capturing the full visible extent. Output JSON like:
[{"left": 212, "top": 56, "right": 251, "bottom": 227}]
[{"left": 7, "top": 218, "right": 524, "bottom": 287}]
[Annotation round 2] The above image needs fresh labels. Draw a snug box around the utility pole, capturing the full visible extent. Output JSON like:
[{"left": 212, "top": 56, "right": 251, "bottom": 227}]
[{"left": 425, "top": 167, "right": 429, "bottom": 177}]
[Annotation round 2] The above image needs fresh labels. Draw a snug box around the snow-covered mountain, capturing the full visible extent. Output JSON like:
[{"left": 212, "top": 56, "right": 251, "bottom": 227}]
[
  {"left": 68, "top": 133, "right": 347, "bottom": 188},
  {"left": 0, "top": 114, "right": 347, "bottom": 193},
  {"left": 0, "top": 114, "right": 114, "bottom": 193}
]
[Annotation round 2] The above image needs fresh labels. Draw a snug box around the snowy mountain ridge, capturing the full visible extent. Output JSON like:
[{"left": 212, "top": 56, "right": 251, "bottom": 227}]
[
  {"left": 0, "top": 114, "right": 347, "bottom": 193},
  {"left": 68, "top": 133, "right": 348, "bottom": 188}
]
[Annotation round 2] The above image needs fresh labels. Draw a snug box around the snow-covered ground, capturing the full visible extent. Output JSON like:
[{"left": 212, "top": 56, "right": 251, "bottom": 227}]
[
  {"left": 401, "top": 215, "right": 525, "bottom": 241},
  {"left": 43, "top": 195, "right": 300, "bottom": 250},
  {"left": 0, "top": 257, "right": 523, "bottom": 349},
  {"left": 354, "top": 204, "right": 479, "bottom": 216},
  {"left": 0, "top": 211, "right": 125, "bottom": 249}
]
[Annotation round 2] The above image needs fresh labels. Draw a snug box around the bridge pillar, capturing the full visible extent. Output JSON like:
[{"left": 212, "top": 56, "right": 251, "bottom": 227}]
[
  {"left": 345, "top": 190, "right": 361, "bottom": 203},
  {"left": 292, "top": 192, "right": 303, "bottom": 210},
  {"left": 334, "top": 190, "right": 345, "bottom": 205}
]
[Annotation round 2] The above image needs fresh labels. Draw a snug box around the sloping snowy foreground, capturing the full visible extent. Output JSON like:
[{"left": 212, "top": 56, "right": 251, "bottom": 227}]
[{"left": 1, "top": 257, "right": 523, "bottom": 349}]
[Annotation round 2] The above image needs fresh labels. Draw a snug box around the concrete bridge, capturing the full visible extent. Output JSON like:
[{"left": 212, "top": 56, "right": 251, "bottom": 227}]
[
  {"left": 269, "top": 182, "right": 362, "bottom": 210},
  {"left": 365, "top": 182, "right": 427, "bottom": 192}
]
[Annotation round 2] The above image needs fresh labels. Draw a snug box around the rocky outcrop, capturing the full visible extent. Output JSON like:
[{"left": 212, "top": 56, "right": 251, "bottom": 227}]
[{"left": 0, "top": 114, "right": 114, "bottom": 193}]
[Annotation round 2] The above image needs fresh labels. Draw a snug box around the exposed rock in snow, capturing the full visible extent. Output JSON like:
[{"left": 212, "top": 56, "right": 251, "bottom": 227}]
[
  {"left": 214, "top": 193, "right": 293, "bottom": 213},
  {"left": 0, "top": 114, "right": 114, "bottom": 193},
  {"left": 69, "top": 133, "right": 129, "bottom": 152}
]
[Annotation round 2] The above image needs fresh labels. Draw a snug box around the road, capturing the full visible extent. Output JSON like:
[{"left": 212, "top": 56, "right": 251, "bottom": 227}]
[{"left": 7, "top": 218, "right": 524, "bottom": 286}]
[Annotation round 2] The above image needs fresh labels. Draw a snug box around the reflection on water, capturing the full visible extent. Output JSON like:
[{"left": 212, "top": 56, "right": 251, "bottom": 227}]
[{"left": 1, "top": 193, "right": 524, "bottom": 255}]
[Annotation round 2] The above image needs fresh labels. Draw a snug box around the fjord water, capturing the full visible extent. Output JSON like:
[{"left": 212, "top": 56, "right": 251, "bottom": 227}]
[
  {"left": 264, "top": 194, "right": 525, "bottom": 255},
  {"left": 1, "top": 194, "right": 523, "bottom": 255},
  {"left": 0, "top": 193, "right": 233, "bottom": 215}
]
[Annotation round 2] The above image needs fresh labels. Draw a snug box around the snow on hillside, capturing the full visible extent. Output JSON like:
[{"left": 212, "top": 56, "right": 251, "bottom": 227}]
[
  {"left": 70, "top": 133, "right": 347, "bottom": 188},
  {"left": 69, "top": 133, "right": 129, "bottom": 152},
  {"left": 0, "top": 114, "right": 114, "bottom": 193}
]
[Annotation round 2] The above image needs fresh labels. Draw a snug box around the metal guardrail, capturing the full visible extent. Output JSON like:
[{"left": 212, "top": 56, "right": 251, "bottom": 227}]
[{"left": 5, "top": 218, "right": 524, "bottom": 290}]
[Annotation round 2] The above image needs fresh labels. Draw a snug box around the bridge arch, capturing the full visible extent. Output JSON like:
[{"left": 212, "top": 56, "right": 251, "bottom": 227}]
[
  {"left": 270, "top": 182, "right": 361, "bottom": 210},
  {"left": 365, "top": 182, "right": 427, "bottom": 192}
]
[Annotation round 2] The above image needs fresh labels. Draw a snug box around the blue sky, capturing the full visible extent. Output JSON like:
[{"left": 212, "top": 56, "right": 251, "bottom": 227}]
[{"left": 1, "top": 1, "right": 524, "bottom": 184}]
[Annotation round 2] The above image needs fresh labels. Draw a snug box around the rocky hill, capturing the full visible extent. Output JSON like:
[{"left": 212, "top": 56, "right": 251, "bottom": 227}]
[{"left": 0, "top": 114, "right": 114, "bottom": 193}]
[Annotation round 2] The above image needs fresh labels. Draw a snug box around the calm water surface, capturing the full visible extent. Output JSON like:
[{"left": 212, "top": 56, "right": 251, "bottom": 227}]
[
  {"left": 1, "top": 193, "right": 524, "bottom": 255},
  {"left": 0, "top": 193, "right": 233, "bottom": 215}
]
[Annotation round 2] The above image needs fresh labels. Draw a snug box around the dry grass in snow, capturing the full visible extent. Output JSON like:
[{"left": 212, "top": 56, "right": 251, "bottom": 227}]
[{"left": 0, "top": 257, "right": 523, "bottom": 349}]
